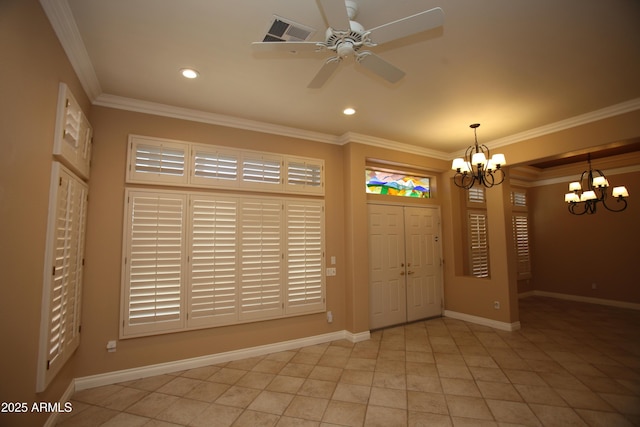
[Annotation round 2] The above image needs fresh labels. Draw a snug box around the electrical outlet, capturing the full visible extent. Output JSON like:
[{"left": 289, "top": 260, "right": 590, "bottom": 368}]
[
  {"left": 106, "top": 340, "right": 117, "bottom": 353},
  {"left": 326, "top": 267, "right": 336, "bottom": 276},
  {"left": 493, "top": 301, "right": 500, "bottom": 309},
  {"left": 327, "top": 311, "right": 333, "bottom": 323}
]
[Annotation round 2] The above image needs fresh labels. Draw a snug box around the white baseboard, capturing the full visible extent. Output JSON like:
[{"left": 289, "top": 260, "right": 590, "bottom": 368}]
[
  {"left": 74, "top": 329, "right": 369, "bottom": 392},
  {"left": 444, "top": 310, "right": 521, "bottom": 331},
  {"left": 43, "top": 379, "right": 75, "bottom": 427},
  {"left": 519, "top": 290, "right": 640, "bottom": 310}
]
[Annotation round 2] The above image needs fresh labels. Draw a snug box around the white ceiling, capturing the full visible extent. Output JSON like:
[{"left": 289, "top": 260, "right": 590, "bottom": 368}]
[{"left": 44, "top": 0, "right": 640, "bottom": 156}]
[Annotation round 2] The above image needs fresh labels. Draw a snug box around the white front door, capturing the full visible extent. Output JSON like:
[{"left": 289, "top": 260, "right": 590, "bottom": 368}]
[{"left": 368, "top": 204, "right": 442, "bottom": 330}]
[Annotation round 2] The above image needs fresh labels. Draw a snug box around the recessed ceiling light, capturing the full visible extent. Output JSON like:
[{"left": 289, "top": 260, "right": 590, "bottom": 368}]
[
  {"left": 180, "top": 68, "right": 199, "bottom": 79},
  {"left": 343, "top": 107, "right": 356, "bottom": 115}
]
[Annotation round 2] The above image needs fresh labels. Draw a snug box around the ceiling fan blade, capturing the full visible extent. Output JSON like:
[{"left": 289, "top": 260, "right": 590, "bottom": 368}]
[
  {"left": 368, "top": 7, "right": 444, "bottom": 45},
  {"left": 357, "top": 52, "right": 405, "bottom": 84},
  {"left": 251, "top": 41, "right": 322, "bottom": 53},
  {"left": 317, "top": 0, "right": 351, "bottom": 31},
  {"left": 308, "top": 58, "right": 341, "bottom": 88}
]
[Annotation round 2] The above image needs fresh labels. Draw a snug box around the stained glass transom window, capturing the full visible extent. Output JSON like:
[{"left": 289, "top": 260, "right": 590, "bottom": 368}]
[{"left": 365, "top": 169, "right": 430, "bottom": 198}]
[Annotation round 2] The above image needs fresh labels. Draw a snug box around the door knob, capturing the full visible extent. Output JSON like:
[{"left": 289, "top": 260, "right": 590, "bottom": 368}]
[
  {"left": 400, "top": 271, "right": 405, "bottom": 276},
  {"left": 407, "top": 271, "right": 415, "bottom": 275}
]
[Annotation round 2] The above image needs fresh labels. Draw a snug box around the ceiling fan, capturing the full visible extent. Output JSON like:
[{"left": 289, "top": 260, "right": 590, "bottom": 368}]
[{"left": 251, "top": 0, "right": 444, "bottom": 88}]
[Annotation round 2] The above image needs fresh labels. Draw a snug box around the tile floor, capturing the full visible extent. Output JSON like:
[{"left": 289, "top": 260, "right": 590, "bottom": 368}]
[{"left": 56, "top": 297, "right": 640, "bottom": 426}]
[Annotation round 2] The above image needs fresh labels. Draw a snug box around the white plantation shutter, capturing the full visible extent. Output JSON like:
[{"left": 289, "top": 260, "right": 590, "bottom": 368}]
[
  {"left": 126, "top": 136, "right": 325, "bottom": 195},
  {"left": 468, "top": 211, "right": 489, "bottom": 278},
  {"left": 191, "top": 147, "right": 239, "bottom": 186},
  {"left": 468, "top": 186, "right": 485, "bottom": 204},
  {"left": 241, "top": 154, "right": 283, "bottom": 190},
  {"left": 286, "top": 201, "right": 325, "bottom": 313},
  {"left": 127, "top": 137, "right": 187, "bottom": 185},
  {"left": 512, "top": 214, "right": 531, "bottom": 278},
  {"left": 286, "top": 158, "right": 324, "bottom": 194},
  {"left": 53, "top": 83, "right": 92, "bottom": 180},
  {"left": 188, "top": 196, "right": 238, "bottom": 327},
  {"left": 511, "top": 190, "right": 527, "bottom": 207},
  {"left": 123, "top": 192, "right": 186, "bottom": 336},
  {"left": 38, "top": 162, "right": 87, "bottom": 391},
  {"left": 239, "top": 199, "right": 283, "bottom": 320}
]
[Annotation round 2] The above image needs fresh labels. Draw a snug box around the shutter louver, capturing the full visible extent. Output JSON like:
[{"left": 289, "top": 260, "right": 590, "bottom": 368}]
[
  {"left": 239, "top": 200, "right": 283, "bottom": 319},
  {"left": 189, "top": 197, "right": 238, "bottom": 326},
  {"left": 286, "top": 159, "right": 324, "bottom": 194},
  {"left": 468, "top": 211, "right": 489, "bottom": 278},
  {"left": 286, "top": 201, "right": 325, "bottom": 313},
  {"left": 468, "top": 187, "right": 485, "bottom": 204},
  {"left": 241, "top": 155, "right": 282, "bottom": 188},
  {"left": 192, "top": 149, "right": 238, "bottom": 184},
  {"left": 512, "top": 191, "right": 527, "bottom": 207},
  {"left": 124, "top": 193, "right": 185, "bottom": 335},
  {"left": 135, "top": 144, "right": 185, "bottom": 176},
  {"left": 127, "top": 137, "right": 188, "bottom": 185}
]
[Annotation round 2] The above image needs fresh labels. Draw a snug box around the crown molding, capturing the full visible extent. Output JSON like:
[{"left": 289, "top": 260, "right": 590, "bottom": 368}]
[
  {"left": 338, "top": 132, "right": 450, "bottom": 160},
  {"left": 448, "top": 98, "right": 640, "bottom": 158},
  {"left": 40, "top": 0, "right": 102, "bottom": 100},
  {"left": 94, "top": 94, "right": 340, "bottom": 145}
]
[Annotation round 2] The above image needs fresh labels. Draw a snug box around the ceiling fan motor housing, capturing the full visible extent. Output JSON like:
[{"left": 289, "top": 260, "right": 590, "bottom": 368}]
[{"left": 325, "top": 20, "right": 366, "bottom": 57}]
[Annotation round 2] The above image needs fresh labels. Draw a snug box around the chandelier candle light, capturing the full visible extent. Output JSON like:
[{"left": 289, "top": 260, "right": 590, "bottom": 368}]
[
  {"left": 452, "top": 123, "right": 506, "bottom": 189},
  {"left": 564, "top": 154, "right": 629, "bottom": 215}
]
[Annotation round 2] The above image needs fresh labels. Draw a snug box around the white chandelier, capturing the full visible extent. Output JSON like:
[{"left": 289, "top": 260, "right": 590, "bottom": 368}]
[
  {"left": 451, "top": 123, "right": 506, "bottom": 189},
  {"left": 564, "top": 154, "right": 629, "bottom": 215}
]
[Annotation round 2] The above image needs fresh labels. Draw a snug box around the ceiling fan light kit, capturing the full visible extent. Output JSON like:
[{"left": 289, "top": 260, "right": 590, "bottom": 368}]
[{"left": 251, "top": 0, "right": 444, "bottom": 88}]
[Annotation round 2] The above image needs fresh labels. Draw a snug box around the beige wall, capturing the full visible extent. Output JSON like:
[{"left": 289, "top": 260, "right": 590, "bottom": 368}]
[
  {"left": 528, "top": 169, "right": 640, "bottom": 303},
  {"left": 0, "top": 1, "right": 92, "bottom": 426},
  {"left": 2, "top": 1, "right": 640, "bottom": 426}
]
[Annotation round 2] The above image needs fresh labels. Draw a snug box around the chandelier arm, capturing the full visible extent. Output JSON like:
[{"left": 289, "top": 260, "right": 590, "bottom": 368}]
[
  {"left": 492, "top": 168, "right": 505, "bottom": 186},
  {"left": 568, "top": 203, "right": 587, "bottom": 215},
  {"left": 453, "top": 171, "right": 475, "bottom": 189},
  {"left": 601, "top": 195, "right": 628, "bottom": 212},
  {"left": 483, "top": 170, "right": 495, "bottom": 187}
]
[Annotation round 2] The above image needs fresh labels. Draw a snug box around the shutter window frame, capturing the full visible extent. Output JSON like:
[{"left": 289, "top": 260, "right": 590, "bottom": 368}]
[
  {"left": 37, "top": 162, "right": 88, "bottom": 392},
  {"left": 285, "top": 200, "right": 325, "bottom": 313},
  {"left": 127, "top": 136, "right": 188, "bottom": 185},
  {"left": 467, "top": 210, "right": 490, "bottom": 278},
  {"left": 122, "top": 191, "right": 186, "bottom": 337}
]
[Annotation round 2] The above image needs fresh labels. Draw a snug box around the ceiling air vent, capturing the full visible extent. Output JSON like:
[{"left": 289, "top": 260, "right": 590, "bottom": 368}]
[{"left": 262, "top": 15, "right": 316, "bottom": 42}]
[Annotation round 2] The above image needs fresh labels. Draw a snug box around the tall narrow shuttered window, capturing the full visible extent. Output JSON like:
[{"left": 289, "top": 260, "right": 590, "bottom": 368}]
[
  {"left": 511, "top": 189, "right": 531, "bottom": 279},
  {"left": 121, "top": 190, "right": 325, "bottom": 338},
  {"left": 123, "top": 193, "right": 186, "bottom": 336},
  {"left": 465, "top": 187, "right": 489, "bottom": 278},
  {"left": 512, "top": 215, "right": 531, "bottom": 277},
  {"left": 239, "top": 200, "right": 283, "bottom": 320},
  {"left": 188, "top": 197, "right": 238, "bottom": 327},
  {"left": 286, "top": 201, "right": 325, "bottom": 313},
  {"left": 37, "top": 162, "right": 88, "bottom": 391},
  {"left": 468, "top": 211, "right": 489, "bottom": 278}
]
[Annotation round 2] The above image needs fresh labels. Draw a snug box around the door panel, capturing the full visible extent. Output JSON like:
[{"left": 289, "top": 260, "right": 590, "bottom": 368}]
[
  {"left": 405, "top": 207, "right": 442, "bottom": 322},
  {"left": 368, "top": 205, "right": 407, "bottom": 329}
]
